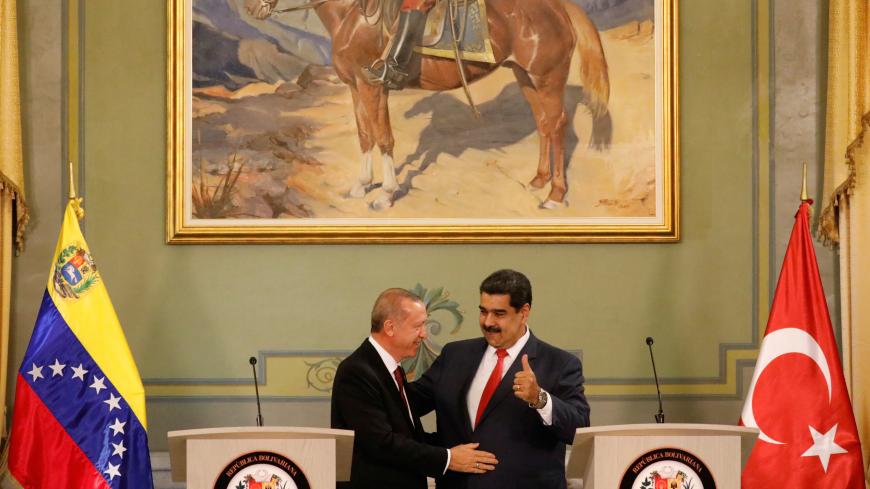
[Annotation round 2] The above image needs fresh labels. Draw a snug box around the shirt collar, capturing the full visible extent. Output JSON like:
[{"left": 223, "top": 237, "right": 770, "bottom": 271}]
[
  {"left": 368, "top": 336, "right": 401, "bottom": 374},
  {"left": 485, "top": 326, "right": 531, "bottom": 359}
]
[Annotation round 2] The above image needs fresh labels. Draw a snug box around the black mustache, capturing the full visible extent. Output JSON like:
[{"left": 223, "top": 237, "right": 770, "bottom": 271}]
[{"left": 483, "top": 326, "right": 502, "bottom": 333}]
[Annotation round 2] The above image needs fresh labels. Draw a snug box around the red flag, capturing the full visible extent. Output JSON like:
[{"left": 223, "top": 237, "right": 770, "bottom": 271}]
[{"left": 740, "top": 202, "right": 865, "bottom": 487}]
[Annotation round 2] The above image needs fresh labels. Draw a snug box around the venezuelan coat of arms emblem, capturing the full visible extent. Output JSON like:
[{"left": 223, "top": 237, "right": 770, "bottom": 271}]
[
  {"left": 53, "top": 245, "right": 99, "bottom": 299},
  {"left": 619, "top": 448, "right": 716, "bottom": 489},
  {"left": 214, "top": 451, "right": 310, "bottom": 489}
]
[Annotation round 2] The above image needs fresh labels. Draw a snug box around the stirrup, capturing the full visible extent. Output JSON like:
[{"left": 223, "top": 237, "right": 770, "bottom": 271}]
[
  {"left": 362, "top": 60, "right": 409, "bottom": 90},
  {"left": 363, "top": 59, "right": 389, "bottom": 85}
]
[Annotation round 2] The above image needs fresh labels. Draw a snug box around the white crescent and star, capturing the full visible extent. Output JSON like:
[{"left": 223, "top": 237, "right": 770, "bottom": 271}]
[
  {"left": 741, "top": 327, "right": 849, "bottom": 472},
  {"left": 741, "top": 327, "right": 832, "bottom": 444},
  {"left": 801, "top": 424, "right": 848, "bottom": 472}
]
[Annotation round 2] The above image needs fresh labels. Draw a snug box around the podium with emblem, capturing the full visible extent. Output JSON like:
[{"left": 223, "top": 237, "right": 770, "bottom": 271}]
[
  {"left": 566, "top": 424, "right": 758, "bottom": 488},
  {"left": 168, "top": 426, "right": 354, "bottom": 488}
]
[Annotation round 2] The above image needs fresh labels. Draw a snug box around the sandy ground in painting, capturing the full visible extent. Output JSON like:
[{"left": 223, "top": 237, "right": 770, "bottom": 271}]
[{"left": 191, "top": 21, "right": 655, "bottom": 220}]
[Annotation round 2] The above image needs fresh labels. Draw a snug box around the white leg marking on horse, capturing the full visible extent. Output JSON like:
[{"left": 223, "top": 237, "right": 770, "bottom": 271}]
[
  {"left": 372, "top": 192, "right": 394, "bottom": 210},
  {"left": 541, "top": 199, "right": 566, "bottom": 210},
  {"left": 350, "top": 151, "right": 373, "bottom": 198},
  {"left": 381, "top": 153, "right": 399, "bottom": 194}
]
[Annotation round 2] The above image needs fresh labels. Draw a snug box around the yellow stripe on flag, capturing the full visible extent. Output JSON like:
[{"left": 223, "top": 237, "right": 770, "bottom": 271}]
[{"left": 46, "top": 203, "right": 147, "bottom": 428}]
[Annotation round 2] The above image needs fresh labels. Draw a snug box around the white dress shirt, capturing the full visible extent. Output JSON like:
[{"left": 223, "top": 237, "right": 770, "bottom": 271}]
[
  {"left": 466, "top": 327, "right": 554, "bottom": 429},
  {"left": 368, "top": 336, "right": 451, "bottom": 473}
]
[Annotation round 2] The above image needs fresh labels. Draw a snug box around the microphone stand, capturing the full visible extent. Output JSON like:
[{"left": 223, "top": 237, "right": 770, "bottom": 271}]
[
  {"left": 645, "top": 337, "right": 665, "bottom": 423},
  {"left": 250, "top": 356, "right": 264, "bottom": 427}
]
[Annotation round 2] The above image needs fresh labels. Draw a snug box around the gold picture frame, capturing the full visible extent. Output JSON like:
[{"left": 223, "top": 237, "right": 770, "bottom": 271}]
[{"left": 167, "top": 0, "right": 678, "bottom": 243}]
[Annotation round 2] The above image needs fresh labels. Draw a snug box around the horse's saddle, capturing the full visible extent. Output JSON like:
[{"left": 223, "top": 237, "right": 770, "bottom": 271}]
[{"left": 382, "top": 0, "right": 495, "bottom": 63}]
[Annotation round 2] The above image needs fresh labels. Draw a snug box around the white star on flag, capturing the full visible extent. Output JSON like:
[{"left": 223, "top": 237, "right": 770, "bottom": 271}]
[
  {"left": 48, "top": 359, "right": 66, "bottom": 377},
  {"left": 111, "top": 440, "right": 127, "bottom": 459},
  {"left": 27, "top": 364, "right": 44, "bottom": 381},
  {"left": 104, "top": 461, "right": 121, "bottom": 481},
  {"left": 104, "top": 393, "right": 122, "bottom": 412},
  {"left": 801, "top": 424, "right": 849, "bottom": 472},
  {"left": 109, "top": 418, "right": 126, "bottom": 436},
  {"left": 89, "top": 375, "right": 107, "bottom": 394},
  {"left": 71, "top": 363, "right": 88, "bottom": 381}
]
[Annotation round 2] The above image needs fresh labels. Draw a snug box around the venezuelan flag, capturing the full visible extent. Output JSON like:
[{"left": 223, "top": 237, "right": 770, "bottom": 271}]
[{"left": 7, "top": 201, "right": 153, "bottom": 488}]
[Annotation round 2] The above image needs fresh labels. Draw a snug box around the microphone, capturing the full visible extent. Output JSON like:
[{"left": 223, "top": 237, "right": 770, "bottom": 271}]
[
  {"left": 645, "top": 337, "right": 665, "bottom": 423},
  {"left": 250, "top": 356, "right": 264, "bottom": 427}
]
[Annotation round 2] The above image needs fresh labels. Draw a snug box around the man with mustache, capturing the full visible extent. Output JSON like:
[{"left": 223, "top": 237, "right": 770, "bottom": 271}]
[
  {"left": 331, "top": 288, "right": 498, "bottom": 489},
  {"left": 408, "top": 270, "right": 590, "bottom": 489}
]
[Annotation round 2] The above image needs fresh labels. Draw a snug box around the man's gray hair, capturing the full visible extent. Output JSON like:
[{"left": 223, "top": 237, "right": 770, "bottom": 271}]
[{"left": 371, "top": 288, "right": 423, "bottom": 332}]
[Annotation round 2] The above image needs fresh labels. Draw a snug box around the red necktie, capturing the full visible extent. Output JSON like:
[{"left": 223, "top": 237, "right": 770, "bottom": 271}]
[
  {"left": 474, "top": 349, "right": 508, "bottom": 428},
  {"left": 394, "top": 366, "right": 412, "bottom": 423}
]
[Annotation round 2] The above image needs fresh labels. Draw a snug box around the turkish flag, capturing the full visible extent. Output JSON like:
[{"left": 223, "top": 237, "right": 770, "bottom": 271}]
[{"left": 740, "top": 202, "right": 865, "bottom": 487}]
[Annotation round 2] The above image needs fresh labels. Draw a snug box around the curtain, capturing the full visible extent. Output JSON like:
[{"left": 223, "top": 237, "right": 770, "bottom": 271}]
[
  {"left": 0, "top": 0, "right": 29, "bottom": 441},
  {"left": 820, "top": 0, "right": 870, "bottom": 483}
]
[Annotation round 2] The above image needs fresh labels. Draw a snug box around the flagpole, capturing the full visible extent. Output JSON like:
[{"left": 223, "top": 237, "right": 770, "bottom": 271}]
[
  {"left": 67, "top": 161, "right": 84, "bottom": 220},
  {"left": 800, "top": 162, "right": 809, "bottom": 202},
  {"left": 68, "top": 160, "right": 75, "bottom": 200},
  {"left": 800, "top": 162, "right": 814, "bottom": 226}
]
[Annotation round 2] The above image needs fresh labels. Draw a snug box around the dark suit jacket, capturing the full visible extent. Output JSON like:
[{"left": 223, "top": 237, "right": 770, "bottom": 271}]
[
  {"left": 331, "top": 339, "right": 449, "bottom": 489},
  {"left": 407, "top": 333, "right": 589, "bottom": 489}
]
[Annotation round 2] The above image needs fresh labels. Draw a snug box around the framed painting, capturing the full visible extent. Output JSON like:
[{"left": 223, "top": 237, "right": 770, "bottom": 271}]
[{"left": 167, "top": 0, "right": 678, "bottom": 243}]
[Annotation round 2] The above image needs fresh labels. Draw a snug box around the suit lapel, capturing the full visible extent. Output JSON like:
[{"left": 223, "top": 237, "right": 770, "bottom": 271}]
[
  {"left": 459, "top": 339, "right": 488, "bottom": 438},
  {"left": 360, "top": 340, "right": 416, "bottom": 433},
  {"left": 475, "top": 332, "right": 539, "bottom": 429},
  {"left": 398, "top": 366, "right": 426, "bottom": 437}
]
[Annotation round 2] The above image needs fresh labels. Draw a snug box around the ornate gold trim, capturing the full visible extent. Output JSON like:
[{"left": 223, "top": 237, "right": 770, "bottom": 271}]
[
  {"left": 167, "top": 0, "right": 186, "bottom": 244},
  {"left": 416, "top": 0, "right": 497, "bottom": 63},
  {"left": 416, "top": 46, "right": 496, "bottom": 63},
  {"left": 166, "top": 0, "right": 679, "bottom": 244},
  {"left": 0, "top": 176, "right": 27, "bottom": 253},
  {"left": 819, "top": 110, "right": 870, "bottom": 245}
]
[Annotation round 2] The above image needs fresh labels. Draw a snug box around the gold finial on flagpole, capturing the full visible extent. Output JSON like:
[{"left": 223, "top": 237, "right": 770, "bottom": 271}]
[
  {"left": 800, "top": 162, "right": 814, "bottom": 223},
  {"left": 68, "top": 161, "right": 84, "bottom": 220},
  {"left": 800, "top": 162, "right": 809, "bottom": 202},
  {"left": 68, "top": 160, "right": 76, "bottom": 200}
]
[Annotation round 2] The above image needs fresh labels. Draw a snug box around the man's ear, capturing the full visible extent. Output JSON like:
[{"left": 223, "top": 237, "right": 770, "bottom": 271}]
[
  {"left": 520, "top": 303, "right": 531, "bottom": 323},
  {"left": 383, "top": 318, "right": 395, "bottom": 337}
]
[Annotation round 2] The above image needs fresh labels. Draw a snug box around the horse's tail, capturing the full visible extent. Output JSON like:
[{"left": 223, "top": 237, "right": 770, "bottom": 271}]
[{"left": 563, "top": 1, "right": 610, "bottom": 120}]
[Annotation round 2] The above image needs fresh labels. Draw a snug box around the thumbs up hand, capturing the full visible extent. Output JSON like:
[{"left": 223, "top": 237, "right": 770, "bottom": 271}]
[{"left": 512, "top": 354, "right": 541, "bottom": 404}]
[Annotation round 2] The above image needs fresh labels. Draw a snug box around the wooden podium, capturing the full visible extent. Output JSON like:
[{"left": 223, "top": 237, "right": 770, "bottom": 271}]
[
  {"left": 566, "top": 424, "right": 758, "bottom": 488},
  {"left": 168, "top": 426, "right": 354, "bottom": 489}
]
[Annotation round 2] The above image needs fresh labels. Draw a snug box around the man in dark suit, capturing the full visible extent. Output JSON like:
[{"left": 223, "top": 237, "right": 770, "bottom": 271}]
[
  {"left": 331, "top": 288, "right": 499, "bottom": 489},
  {"left": 408, "top": 270, "right": 590, "bottom": 489}
]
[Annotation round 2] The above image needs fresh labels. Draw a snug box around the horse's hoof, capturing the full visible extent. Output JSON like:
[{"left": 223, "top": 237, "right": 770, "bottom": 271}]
[
  {"left": 541, "top": 199, "right": 566, "bottom": 209},
  {"left": 371, "top": 193, "right": 394, "bottom": 210},
  {"left": 350, "top": 183, "right": 368, "bottom": 198},
  {"left": 381, "top": 181, "right": 399, "bottom": 194},
  {"left": 529, "top": 176, "right": 549, "bottom": 189}
]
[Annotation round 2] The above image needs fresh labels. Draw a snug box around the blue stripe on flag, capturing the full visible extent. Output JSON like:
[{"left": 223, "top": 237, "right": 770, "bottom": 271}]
[{"left": 20, "top": 291, "right": 153, "bottom": 488}]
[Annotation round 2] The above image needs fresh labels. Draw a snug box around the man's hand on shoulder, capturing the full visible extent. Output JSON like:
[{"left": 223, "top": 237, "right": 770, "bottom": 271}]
[{"left": 448, "top": 443, "right": 498, "bottom": 474}]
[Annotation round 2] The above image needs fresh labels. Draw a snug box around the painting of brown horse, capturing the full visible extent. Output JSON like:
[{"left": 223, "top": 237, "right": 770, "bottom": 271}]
[
  {"left": 168, "top": 0, "right": 676, "bottom": 242},
  {"left": 244, "top": 0, "right": 610, "bottom": 210}
]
